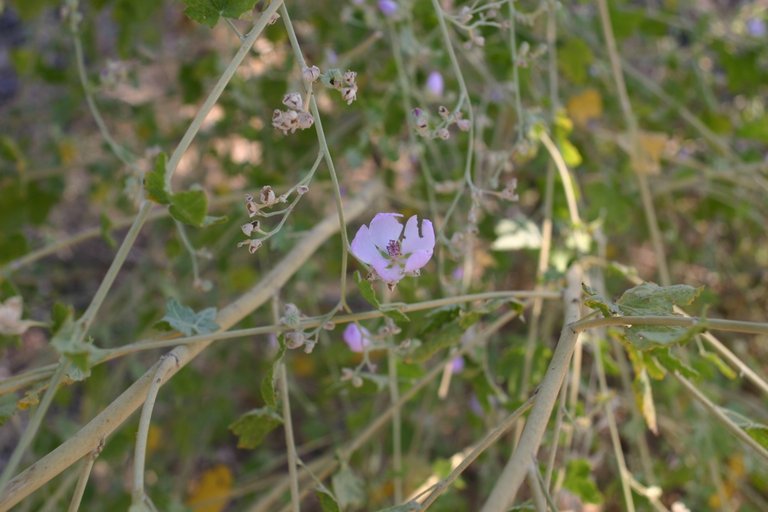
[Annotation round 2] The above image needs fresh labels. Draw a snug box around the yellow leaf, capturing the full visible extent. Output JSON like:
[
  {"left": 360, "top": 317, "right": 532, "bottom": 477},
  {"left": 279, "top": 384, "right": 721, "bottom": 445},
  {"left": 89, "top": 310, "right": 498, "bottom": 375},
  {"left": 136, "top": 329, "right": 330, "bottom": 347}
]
[
  {"left": 187, "top": 464, "right": 233, "bottom": 512},
  {"left": 633, "top": 131, "right": 669, "bottom": 175},
  {"left": 567, "top": 89, "right": 603, "bottom": 127}
]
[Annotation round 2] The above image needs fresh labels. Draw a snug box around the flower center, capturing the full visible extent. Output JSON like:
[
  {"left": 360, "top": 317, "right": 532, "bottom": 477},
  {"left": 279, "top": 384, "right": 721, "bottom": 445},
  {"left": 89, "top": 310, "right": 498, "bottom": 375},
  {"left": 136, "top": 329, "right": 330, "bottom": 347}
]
[{"left": 386, "top": 239, "right": 402, "bottom": 258}]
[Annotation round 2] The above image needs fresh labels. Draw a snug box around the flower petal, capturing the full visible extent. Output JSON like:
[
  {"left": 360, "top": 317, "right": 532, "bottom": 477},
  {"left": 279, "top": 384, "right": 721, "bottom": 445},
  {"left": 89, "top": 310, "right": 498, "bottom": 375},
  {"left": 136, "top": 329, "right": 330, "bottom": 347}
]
[
  {"left": 368, "top": 213, "right": 404, "bottom": 250},
  {"left": 343, "top": 323, "right": 370, "bottom": 353},
  {"left": 373, "top": 260, "right": 405, "bottom": 284},
  {"left": 402, "top": 216, "right": 435, "bottom": 254},
  {"left": 350, "top": 224, "right": 388, "bottom": 268},
  {"left": 404, "top": 250, "right": 432, "bottom": 272}
]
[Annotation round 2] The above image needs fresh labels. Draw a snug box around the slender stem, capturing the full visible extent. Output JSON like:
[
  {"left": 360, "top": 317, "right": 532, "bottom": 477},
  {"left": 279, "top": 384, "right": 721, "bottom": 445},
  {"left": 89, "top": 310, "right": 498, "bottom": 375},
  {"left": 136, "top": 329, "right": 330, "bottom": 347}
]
[
  {"left": 273, "top": 297, "right": 300, "bottom": 512},
  {"left": 279, "top": 3, "right": 350, "bottom": 306},
  {"left": 538, "top": 131, "right": 581, "bottom": 225},
  {"left": 174, "top": 221, "right": 202, "bottom": 285},
  {"left": 481, "top": 265, "right": 583, "bottom": 511},
  {"left": 79, "top": 202, "right": 152, "bottom": 333},
  {"left": 132, "top": 353, "right": 178, "bottom": 505},
  {"left": 572, "top": 314, "right": 768, "bottom": 336},
  {"left": 71, "top": 11, "right": 133, "bottom": 167},
  {"left": 419, "top": 395, "right": 535, "bottom": 509},
  {"left": 592, "top": 336, "right": 636, "bottom": 512},
  {"left": 526, "top": 465, "right": 547, "bottom": 512},
  {"left": 596, "top": 0, "right": 670, "bottom": 285},
  {"left": 506, "top": 0, "right": 525, "bottom": 140},
  {"left": 165, "top": 0, "right": 285, "bottom": 188},
  {"left": 0, "top": 364, "right": 68, "bottom": 493},
  {"left": 67, "top": 445, "right": 101, "bottom": 512},
  {"left": 388, "top": 345, "right": 403, "bottom": 503},
  {"left": 430, "top": 0, "right": 475, "bottom": 190},
  {"left": 673, "top": 372, "right": 768, "bottom": 464}
]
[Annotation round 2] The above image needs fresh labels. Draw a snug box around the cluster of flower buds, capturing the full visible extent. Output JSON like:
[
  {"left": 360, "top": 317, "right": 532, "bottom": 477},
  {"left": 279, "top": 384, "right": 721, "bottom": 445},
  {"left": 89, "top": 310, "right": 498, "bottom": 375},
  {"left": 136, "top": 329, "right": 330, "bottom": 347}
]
[
  {"left": 323, "top": 68, "right": 358, "bottom": 105},
  {"left": 272, "top": 93, "right": 314, "bottom": 135},
  {"left": 280, "top": 303, "right": 318, "bottom": 353},
  {"left": 60, "top": 0, "right": 82, "bottom": 29},
  {"left": 341, "top": 367, "right": 364, "bottom": 388},
  {"left": 238, "top": 188, "right": 275, "bottom": 254},
  {"left": 411, "top": 107, "right": 470, "bottom": 140}
]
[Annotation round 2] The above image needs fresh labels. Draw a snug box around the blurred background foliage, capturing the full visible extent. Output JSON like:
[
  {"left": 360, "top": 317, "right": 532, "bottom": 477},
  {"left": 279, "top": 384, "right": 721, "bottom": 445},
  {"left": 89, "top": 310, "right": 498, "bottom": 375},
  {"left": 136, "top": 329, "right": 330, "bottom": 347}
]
[{"left": 0, "top": 0, "right": 767, "bottom": 510}]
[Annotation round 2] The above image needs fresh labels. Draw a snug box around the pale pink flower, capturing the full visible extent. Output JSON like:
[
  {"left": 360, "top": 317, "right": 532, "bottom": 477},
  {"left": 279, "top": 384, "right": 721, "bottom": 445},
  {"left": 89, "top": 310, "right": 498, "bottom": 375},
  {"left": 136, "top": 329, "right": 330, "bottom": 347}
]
[
  {"left": 350, "top": 213, "right": 435, "bottom": 286},
  {"left": 426, "top": 71, "right": 444, "bottom": 97},
  {"left": 343, "top": 323, "right": 372, "bottom": 352},
  {"left": 451, "top": 356, "right": 465, "bottom": 373},
  {"left": 378, "top": 0, "right": 398, "bottom": 16}
]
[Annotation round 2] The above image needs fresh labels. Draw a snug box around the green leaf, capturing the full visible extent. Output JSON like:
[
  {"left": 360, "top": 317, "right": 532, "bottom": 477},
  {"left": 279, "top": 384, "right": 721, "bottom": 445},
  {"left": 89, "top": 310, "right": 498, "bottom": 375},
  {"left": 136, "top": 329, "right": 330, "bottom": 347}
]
[
  {"left": 51, "top": 302, "right": 74, "bottom": 336},
  {"left": 653, "top": 348, "right": 699, "bottom": 380},
  {"left": 699, "top": 350, "right": 737, "bottom": 380},
  {"left": 260, "top": 337, "right": 286, "bottom": 408},
  {"left": 181, "top": 0, "right": 258, "bottom": 28},
  {"left": 616, "top": 283, "right": 702, "bottom": 349},
  {"left": 354, "top": 271, "right": 381, "bottom": 308},
  {"left": 633, "top": 369, "right": 657, "bottom": 434},
  {"left": 582, "top": 284, "right": 619, "bottom": 318},
  {"left": 170, "top": 189, "right": 208, "bottom": 227},
  {"left": 229, "top": 407, "right": 283, "bottom": 449},
  {"left": 0, "top": 393, "right": 18, "bottom": 427},
  {"left": 99, "top": 213, "right": 117, "bottom": 249},
  {"left": 315, "top": 485, "right": 340, "bottom": 512},
  {"left": 201, "top": 215, "right": 228, "bottom": 227},
  {"left": 331, "top": 464, "right": 365, "bottom": 509},
  {"left": 144, "top": 153, "right": 171, "bottom": 204},
  {"left": 408, "top": 321, "right": 464, "bottom": 364},
  {"left": 720, "top": 408, "right": 768, "bottom": 450},
  {"left": 50, "top": 320, "right": 103, "bottom": 381},
  {"left": 162, "top": 298, "right": 220, "bottom": 336},
  {"left": 562, "top": 459, "right": 603, "bottom": 504}
]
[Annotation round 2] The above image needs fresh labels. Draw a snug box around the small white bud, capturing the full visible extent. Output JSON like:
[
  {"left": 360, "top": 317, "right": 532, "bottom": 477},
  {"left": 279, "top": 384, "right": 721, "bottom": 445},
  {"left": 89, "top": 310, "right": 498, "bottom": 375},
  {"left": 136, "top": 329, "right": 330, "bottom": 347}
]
[
  {"left": 343, "top": 70, "right": 357, "bottom": 86},
  {"left": 456, "top": 119, "right": 471, "bottom": 132},
  {"left": 245, "top": 194, "right": 258, "bottom": 217},
  {"left": 260, "top": 185, "right": 276, "bottom": 205},
  {"left": 297, "top": 111, "right": 314, "bottom": 129},
  {"left": 297, "top": 185, "right": 309, "bottom": 195},
  {"left": 473, "top": 35, "right": 485, "bottom": 47},
  {"left": 241, "top": 221, "right": 260, "bottom": 236},
  {"left": 438, "top": 105, "right": 450, "bottom": 119},
  {"left": 282, "top": 92, "right": 303, "bottom": 111},
  {"left": 302, "top": 65, "right": 321, "bottom": 83},
  {"left": 459, "top": 6, "right": 472, "bottom": 24},
  {"left": 341, "top": 84, "right": 358, "bottom": 105},
  {"left": 267, "top": 12, "right": 280, "bottom": 25},
  {"left": 436, "top": 128, "right": 450, "bottom": 140},
  {"left": 284, "top": 331, "right": 305, "bottom": 349}
]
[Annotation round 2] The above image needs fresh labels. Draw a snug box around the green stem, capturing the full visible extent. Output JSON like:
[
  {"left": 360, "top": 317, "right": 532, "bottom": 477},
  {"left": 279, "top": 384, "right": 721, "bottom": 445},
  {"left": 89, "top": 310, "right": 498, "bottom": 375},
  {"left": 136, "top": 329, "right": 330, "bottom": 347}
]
[
  {"left": 279, "top": 3, "right": 350, "bottom": 306},
  {"left": 388, "top": 345, "right": 403, "bottom": 503},
  {"left": 506, "top": 0, "right": 525, "bottom": 140},
  {"left": 0, "top": 364, "right": 68, "bottom": 493},
  {"left": 132, "top": 354, "right": 178, "bottom": 505}
]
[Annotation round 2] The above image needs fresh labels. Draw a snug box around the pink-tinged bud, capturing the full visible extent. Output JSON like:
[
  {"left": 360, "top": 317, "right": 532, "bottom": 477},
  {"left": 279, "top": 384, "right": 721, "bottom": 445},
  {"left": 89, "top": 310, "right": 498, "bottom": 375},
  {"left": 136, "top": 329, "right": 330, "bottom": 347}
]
[
  {"left": 260, "top": 185, "right": 276, "bottom": 205},
  {"left": 284, "top": 331, "right": 305, "bottom": 349},
  {"left": 341, "top": 84, "right": 358, "bottom": 105},
  {"left": 456, "top": 119, "right": 471, "bottom": 132},
  {"left": 458, "top": 6, "right": 472, "bottom": 24},
  {"left": 426, "top": 71, "right": 444, "bottom": 97},
  {"left": 297, "top": 185, "right": 309, "bottom": 195},
  {"left": 297, "top": 111, "right": 314, "bottom": 129},
  {"left": 282, "top": 92, "right": 303, "bottom": 111},
  {"left": 245, "top": 194, "right": 258, "bottom": 217},
  {"left": 302, "top": 65, "right": 321, "bottom": 83},
  {"left": 343, "top": 70, "right": 357, "bottom": 86},
  {"left": 241, "top": 220, "right": 260, "bottom": 236},
  {"left": 436, "top": 128, "right": 450, "bottom": 140},
  {"left": 267, "top": 13, "right": 280, "bottom": 25}
]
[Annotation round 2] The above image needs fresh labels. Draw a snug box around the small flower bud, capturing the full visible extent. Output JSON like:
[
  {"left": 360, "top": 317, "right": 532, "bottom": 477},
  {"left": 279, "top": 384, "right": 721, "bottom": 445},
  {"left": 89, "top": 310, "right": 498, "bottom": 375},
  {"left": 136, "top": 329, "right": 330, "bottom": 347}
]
[
  {"left": 302, "top": 65, "right": 321, "bottom": 83},
  {"left": 303, "top": 337, "right": 317, "bottom": 353},
  {"left": 436, "top": 128, "right": 450, "bottom": 140},
  {"left": 458, "top": 6, "right": 472, "bottom": 24},
  {"left": 241, "top": 220, "right": 260, "bottom": 236},
  {"left": 282, "top": 92, "right": 303, "bottom": 111},
  {"left": 341, "top": 85, "right": 358, "bottom": 105},
  {"left": 260, "top": 185, "right": 276, "bottom": 205},
  {"left": 297, "top": 185, "right": 309, "bottom": 195},
  {"left": 283, "top": 303, "right": 301, "bottom": 327},
  {"left": 343, "top": 70, "right": 357, "bottom": 86},
  {"left": 245, "top": 194, "right": 258, "bottom": 217},
  {"left": 284, "top": 331, "right": 305, "bottom": 349},
  {"left": 473, "top": 35, "right": 485, "bottom": 47},
  {"left": 438, "top": 105, "right": 450, "bottom": 119},
  {"left": 456, "top": 119, "right": 471, "bottom": 132},
  {"left": 323, "top": 320, "right": 335, "bottom": 330},
  {"left": 267, "top": 13, "right": 281, "bottom": 25},
  {"left": 238, "top": 239, "right": 263, "bottom": 254},
  {"left": 296, "top": 111, "right": 314, "bottom": 130}
]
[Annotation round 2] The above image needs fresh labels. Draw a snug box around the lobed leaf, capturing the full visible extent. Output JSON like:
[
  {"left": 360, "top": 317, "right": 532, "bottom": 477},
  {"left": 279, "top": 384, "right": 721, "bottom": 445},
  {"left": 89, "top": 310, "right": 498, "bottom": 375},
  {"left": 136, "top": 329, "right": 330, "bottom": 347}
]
[
  {"left": 162, "top": 298, "right": 220, "bottom": 337},
  {"left": 228, "top": 407, "right": 283, "bottom": 449}
]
